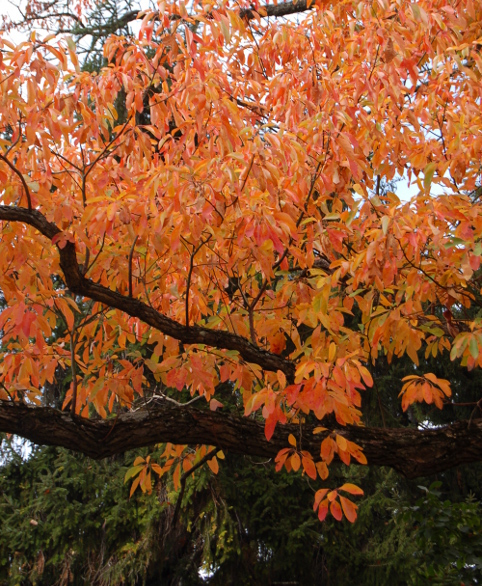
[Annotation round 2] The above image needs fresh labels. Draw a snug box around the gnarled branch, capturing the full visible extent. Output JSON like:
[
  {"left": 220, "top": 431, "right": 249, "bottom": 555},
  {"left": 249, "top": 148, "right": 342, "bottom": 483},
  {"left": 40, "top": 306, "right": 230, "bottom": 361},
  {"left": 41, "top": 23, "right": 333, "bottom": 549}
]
[{"left": 0, "top": 401, "right": 481, "bottom": 479}]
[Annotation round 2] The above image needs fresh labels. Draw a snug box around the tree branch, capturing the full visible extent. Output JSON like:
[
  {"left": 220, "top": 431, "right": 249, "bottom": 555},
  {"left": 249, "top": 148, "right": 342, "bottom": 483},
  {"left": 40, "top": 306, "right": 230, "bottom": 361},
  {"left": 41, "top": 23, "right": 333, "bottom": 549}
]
[
  {"left": 63, "top": 1, "right": 314, "bottom": 38},
  {"left": 171, "top": 447, "right": 220, "bottom": 528},
  {"left": 0, "top": 401, "right": 481, "bottom": 479},
  {"left": 0, "top": 154, "right": 32, "bottom": 211},
  {"left": 240, "top": 0, "right": 314, "bottom": 20},
  {"left": 128, "top": 235, "right": 138, "bottom": 298},
  {"left": 0, "top": 205, "right": 296, "bottom": 381}
]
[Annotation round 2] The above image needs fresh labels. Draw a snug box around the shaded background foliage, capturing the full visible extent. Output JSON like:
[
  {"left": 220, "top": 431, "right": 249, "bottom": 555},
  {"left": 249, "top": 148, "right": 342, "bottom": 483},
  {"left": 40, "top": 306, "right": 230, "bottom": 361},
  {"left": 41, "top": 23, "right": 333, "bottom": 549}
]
[{"left": 1, "top": 437, "right": 481, "bottom": 585}]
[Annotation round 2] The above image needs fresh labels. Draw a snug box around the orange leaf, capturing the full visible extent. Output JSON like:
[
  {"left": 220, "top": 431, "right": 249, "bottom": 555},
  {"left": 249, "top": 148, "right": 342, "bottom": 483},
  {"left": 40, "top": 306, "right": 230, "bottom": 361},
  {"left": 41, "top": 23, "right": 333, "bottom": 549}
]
[
  {"left": 330, "top": 499, "right": 343, "bottom": 521},
  {"left": 173, "top": 463, "right": 181, "bottom": 491},
  {"left": 129, "top": 475, "right": 141, "bottom": 497},
  {"left": 302, "top": 455, "right": 317, "bottom": 480},
  {"left": 207, "top": 456, "right": 219, "bottom": 474},
  {"left": 264, "top": 412, "right": 278, "bottom": 441},
  {"left": 339, "top": 483, "right": 364, "bottom": 496},
  {"left": 290, "top": 452, "right": 301, "bottom": 472},
  {"left": 336, "top": 434, "right": 348, "bottom": 451},
  {"left": 316, "top": 461, "right": 329, "bottom": 480},
  {"left": 314, "top": 488, "right": 330, "bottom": 510},
  {"left": 320, "top": 437, "right": 335, "bottom": 464},
  {"left": 210, "top": 398, "right": 224, "bottom": 411},
  {"left": 339, "top": 495, "right": 358, "bottom": 523},
  {"left": 313, "top": 426, "right": 328, "bottom": 434}
]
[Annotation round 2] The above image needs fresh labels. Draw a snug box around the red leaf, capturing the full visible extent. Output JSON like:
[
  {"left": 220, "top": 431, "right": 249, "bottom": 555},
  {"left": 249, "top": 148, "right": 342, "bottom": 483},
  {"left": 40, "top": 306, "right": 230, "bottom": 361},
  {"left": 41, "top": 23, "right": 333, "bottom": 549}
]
[
  {"left": 264, "top": 412, "right": 278, "bottom": 441},
  {"left": 318, "top": 500, "right": 329, "bottom": 521},
  {"left": 330, "top": 499, "right": 343, "bottom": 521},
  {"left": 210, "top": 398, "right": 224, "bottom": 411},
  {"left": 313, "top": 489, "right": 330, "bottom": 511}
]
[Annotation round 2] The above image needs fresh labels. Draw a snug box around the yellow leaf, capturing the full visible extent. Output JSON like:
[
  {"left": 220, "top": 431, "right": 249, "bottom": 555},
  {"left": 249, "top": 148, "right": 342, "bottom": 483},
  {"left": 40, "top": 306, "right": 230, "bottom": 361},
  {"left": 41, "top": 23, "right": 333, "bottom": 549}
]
[
  {"left": 313, "top": 426, "right": 328, "bottom": 434},
  {"left": 207, "top": 456, "right": 219, "bottom": 474},
  {"left": 336, "top": 434, "right": 347, "bottom": 451},
  {"left": 328, "top": 342, "right": 337, "bottom": 362},
  {"left": 129, "top": 476, "right": 141, "bottom": 497},
  {"left": 290, "top": 452, "right": 301, "bottom": 472}
]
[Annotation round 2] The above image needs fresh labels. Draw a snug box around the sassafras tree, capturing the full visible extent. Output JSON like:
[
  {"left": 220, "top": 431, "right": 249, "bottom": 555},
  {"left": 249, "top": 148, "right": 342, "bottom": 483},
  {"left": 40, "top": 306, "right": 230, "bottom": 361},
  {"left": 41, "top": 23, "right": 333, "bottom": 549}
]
[{"left": 1, "top": 0, "right": 482, "bottom": 522}]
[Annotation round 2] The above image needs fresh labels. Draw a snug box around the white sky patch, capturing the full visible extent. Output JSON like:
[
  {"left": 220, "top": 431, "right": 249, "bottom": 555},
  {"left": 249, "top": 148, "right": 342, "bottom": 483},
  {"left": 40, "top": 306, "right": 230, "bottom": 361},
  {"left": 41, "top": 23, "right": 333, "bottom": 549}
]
[
  {"left": 396, "top": 172, "right": 450, "bottom": 202},
  {"left": 0, "top": 436, "right": 33, "bottom": 463}
]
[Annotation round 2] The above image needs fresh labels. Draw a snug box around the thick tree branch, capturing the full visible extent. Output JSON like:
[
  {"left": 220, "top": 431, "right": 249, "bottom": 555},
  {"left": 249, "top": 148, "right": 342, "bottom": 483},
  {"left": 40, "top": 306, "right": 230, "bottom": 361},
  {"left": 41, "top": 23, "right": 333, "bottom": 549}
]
[
  {"left": 0, "top": 205, "right": 296, "bottom": 381},
  {"left": 59, "top": 1, "right": 314, "bottom": 37},
  {"left": 240, "top": 0, "right": 313, "bottom": 19},
  {"left": 1, "top": 401, "right": 481, "bottom": 479}
]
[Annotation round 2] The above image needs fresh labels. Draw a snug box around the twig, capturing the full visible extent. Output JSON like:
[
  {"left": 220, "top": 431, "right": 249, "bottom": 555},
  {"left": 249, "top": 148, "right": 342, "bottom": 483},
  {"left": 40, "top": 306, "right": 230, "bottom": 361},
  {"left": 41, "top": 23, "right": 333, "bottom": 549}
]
[
  {"left": 82, "top": 246, "right": 90, "bottom": 276},
  {"left": 0, "top": 153, "right": 32, "bottom": 210},
  {"left": 128, "top": 236, "right": 138, "bottom": 298},
  {"left": 468, "top": 398, "right": 482, "bottom": 428},
  {"left": 248, "top": 308, "right": 256, "bottom": 344},
  {"left": 147, "top": 392, "right": 203, "bottom": 408},
  {"left": 368, "top": 44, "right": 380, "bottom": 81},
  {"left": 394, "top": 234, "right": 473, "bottom": 304},
  {"left": 249, "top": 159, "right": 324, "bottom": 313},
  {"left": 70, "top": 329, "right": 78, "bottom": 416},
  {"left": 0, "top": 381, "right": 14, "bottom": 402},
  {"left": 171, "top": 447, "right": 221, "bottom": 529},
  {"left": 84, "top": 232, "right": 106, "bottom": 276},
  {"left": 5, "top": 120, "right": 22, "bottom": 156},
  {"left": 84, "top": 118, "right": 132, "bottom": 180},
  {"left": 185, "top": 235, "right": 212, "bottom": 326}
]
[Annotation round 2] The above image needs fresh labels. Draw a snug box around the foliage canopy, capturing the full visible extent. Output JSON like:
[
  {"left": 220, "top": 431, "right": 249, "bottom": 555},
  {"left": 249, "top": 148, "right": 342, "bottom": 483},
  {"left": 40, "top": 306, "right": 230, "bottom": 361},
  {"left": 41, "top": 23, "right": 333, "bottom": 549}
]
[{"left": 0, "top": 0, "right": 482, "bottom": 525}]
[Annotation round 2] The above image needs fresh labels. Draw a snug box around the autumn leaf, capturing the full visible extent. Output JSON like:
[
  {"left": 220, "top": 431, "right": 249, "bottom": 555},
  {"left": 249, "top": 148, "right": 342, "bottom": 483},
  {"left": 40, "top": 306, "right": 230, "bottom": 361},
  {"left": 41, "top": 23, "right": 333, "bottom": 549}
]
[
  {"left": 290, "top": 452, "right": 301, "bottom": 472},
  {"left": 339, "top": 483, "right": 364, "bottom": 496},
  {"left": 339, "top": 496, "right": 358, "bottom": 523},
  {"left": 330, "top": 500, "right": 343, "bottom": 522},
  {"left": 1, "top": 0, "right": 482, "bottom": 528},
  {"left": 210, "top": 399, "right": 224, "bottom": 411},
  {"left": 313, "top": 489, "right": 330, "bottom": 511},
  {"left": 301, "top": 455, "right": 317, "bottom": 480},
  {"left": 207, "top": 456, "right": 219, "bottom": 474},
  {"left": 288, "top": 433, "right": 297, "bottom": 447}
]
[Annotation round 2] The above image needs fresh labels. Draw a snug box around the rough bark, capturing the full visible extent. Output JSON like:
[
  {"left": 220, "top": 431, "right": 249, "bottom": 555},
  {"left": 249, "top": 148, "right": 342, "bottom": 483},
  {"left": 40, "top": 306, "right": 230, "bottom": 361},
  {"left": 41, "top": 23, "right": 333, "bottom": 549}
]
[
  {"left": 239, "top": 0, "right": 313, "bottom": 20},
  {"left": 1, "top": 401, "right": 481, "bottom": 479},
  {"left": 65, "top": 1, "right": 314, "bottom": 37}
]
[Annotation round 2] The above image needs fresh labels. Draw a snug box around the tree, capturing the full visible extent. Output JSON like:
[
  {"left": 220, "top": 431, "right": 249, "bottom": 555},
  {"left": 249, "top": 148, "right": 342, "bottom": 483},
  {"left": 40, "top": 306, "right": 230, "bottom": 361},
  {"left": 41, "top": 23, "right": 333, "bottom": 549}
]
[
  {"left": 2, "top": 442, "right": 480, "bottom": 584},
  {"left": 0, "top": 0, "right": 482, "bottom": 525}
]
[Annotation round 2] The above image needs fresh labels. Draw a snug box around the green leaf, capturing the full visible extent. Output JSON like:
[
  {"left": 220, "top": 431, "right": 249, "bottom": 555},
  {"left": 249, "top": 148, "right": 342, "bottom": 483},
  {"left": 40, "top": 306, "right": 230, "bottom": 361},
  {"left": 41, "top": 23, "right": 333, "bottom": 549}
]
[
  {"left": 423, "top": 162, "right": 436, "bottom": 189},
  {"left": 469, "top": 336, "right": 479, "bottom": 359},
  {"left": 124, "top": 465, "right": 144, "bottom": 482},
  {"left": 444, "top": 237, "right": 466, "bottom": 248}
]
